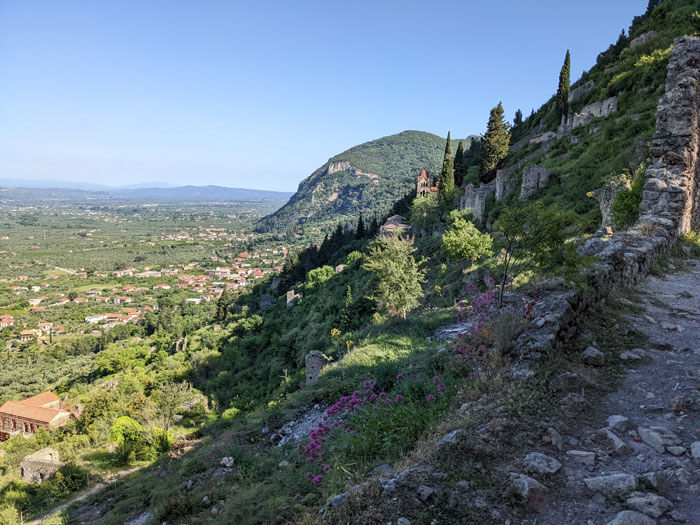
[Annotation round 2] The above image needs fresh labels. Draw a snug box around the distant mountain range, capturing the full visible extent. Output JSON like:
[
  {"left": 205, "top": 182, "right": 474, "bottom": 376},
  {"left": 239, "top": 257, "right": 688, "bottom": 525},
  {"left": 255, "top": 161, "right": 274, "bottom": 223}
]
[{"left": 0, "top": 179, "right": 293, "bottom": 202}]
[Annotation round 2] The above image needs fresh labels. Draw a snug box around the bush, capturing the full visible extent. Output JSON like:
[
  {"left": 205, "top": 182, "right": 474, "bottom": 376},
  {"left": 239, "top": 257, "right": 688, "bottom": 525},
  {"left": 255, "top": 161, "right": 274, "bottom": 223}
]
[
  {"left": 611, "top": 174, "right": 644, "bottom": 229},
  {"left": 442, "top": 211, "right": 494, "bottom": 262}
]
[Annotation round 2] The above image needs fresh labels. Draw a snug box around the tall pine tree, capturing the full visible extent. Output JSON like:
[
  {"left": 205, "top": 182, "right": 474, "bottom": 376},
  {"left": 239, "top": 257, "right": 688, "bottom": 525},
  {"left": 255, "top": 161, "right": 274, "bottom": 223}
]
[
  {"left": 479, "top": 102, "right": 511, "bottom": 183},
  {"left": 556, "top": 50, "right": 571, "bottom": 121},
  {"left": 454, "top": 140, "right": 467, "bottom": 188},
  {"left": 438, "top": 131, "right": 455, "bottom": 206}
]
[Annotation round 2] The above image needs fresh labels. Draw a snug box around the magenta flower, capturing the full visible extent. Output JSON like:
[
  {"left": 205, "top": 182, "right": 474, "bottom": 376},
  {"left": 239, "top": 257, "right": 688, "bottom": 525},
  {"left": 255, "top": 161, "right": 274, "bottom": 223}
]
[
  {"left": 283, "top": 504, "right": 290, "bottom": 510},
  {"left": 295, "top": 493, "right": 302, "bottom": 501},
  {"left": 312, "top": 474, "right": 324, "bottom": 484},
  {"left": 426, "top": 394, "right": 436, "bottom": 402},
  {"left": 437, "top": 383, "right": 446, "bottom": 392},
  {"left": 395, "top": 394, "right": 404, "bottom": 402},
  {"left": 306, "top": 471, "right": 314, "bottom": 480},
  {"left": 369, "top": 393, "right": 377, "bottom": 401},
  {"left": 323, "top": 464, "right": 331, "bottom": 472},
  {"left": 396, "top": 373, "right": 405, "bottom": 380},
  {"left": 433, "top": 375, "right": 441, "bottom": 384}
]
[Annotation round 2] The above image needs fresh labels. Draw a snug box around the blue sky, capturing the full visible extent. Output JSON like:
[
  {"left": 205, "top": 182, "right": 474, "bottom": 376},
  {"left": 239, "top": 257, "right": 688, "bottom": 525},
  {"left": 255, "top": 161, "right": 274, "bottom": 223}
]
[{"left": 0, "top": 1, "right": 644, "bottom": 191}]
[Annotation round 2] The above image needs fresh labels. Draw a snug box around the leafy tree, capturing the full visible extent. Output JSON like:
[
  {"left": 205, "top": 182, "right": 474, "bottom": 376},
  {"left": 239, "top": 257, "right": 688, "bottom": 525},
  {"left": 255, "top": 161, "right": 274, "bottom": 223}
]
[
  {"left": 646, "top": 0, "right": 662, "bottom": 15},
  {"left": 442, "top": 211, "right": 494, "bottom": 262},
  {"left": 556, "top": 50, "right": 571, "bottom": 121},
  {"left": 363, "top": 236, "right": 426, "bottom": 319},
  {"left": 493, "top": 202, "right": 587, "bottom": 306},
  {"left": 692, "top": 10, "right": 700, "bottom": 35},
  {"left": 306, "top": 265, "right": 335, "bottom": 287},
  {"left": 438, "top": 132, "right": 455, "bottom": 207},
  {"left": 409, "top": 193, "right": 441, "bottom": 235},
  {"left": 480, "top": 102, "right": 511, "bottom": 182},
  {"left": 110, "top": 415, "right": 146, "bottom": 464},
  {"left": 454, "top": 141, "right": 467, "bottom": 188},
  {"left": 151, "top": 381, "right": 190, "bottom": 431}
]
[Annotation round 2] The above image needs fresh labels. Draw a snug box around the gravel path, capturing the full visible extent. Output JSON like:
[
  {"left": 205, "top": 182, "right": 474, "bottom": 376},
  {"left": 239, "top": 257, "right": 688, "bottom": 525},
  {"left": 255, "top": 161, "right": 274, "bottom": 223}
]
[{"left": 524, "top": 261, "right": 700, "bottom": 525}]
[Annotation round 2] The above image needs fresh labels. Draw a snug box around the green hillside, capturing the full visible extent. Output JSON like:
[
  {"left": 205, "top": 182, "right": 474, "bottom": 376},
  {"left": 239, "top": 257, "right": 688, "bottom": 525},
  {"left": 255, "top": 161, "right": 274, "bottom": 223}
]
[
  {"left": 487, "top": 0, "right": 699, "bottom": 231},
  {"left": 257, "top": 130, "right": 475, "bottom": 233}
]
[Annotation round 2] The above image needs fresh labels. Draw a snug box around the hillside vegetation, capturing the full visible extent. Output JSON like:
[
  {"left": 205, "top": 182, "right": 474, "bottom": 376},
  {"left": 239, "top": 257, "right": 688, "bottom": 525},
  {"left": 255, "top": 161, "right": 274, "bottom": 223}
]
[{"left": 257, "top": 131, "right": 474, "bottom": 234}]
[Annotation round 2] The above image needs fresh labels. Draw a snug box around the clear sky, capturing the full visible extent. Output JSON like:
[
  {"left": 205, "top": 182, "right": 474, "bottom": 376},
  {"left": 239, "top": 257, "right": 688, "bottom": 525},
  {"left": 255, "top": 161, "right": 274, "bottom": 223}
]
[{"left": 0, "top": 0, "right": 645, "bottom": 191}]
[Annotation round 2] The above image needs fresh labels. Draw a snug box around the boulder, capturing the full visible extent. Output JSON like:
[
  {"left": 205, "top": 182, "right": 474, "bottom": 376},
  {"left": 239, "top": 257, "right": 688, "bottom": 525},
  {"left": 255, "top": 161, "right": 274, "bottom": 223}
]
[
  {"left": 523, "top": 452, "right": 562, "bottom": 475},
  {"left": 624, "top": 492, "right": 672, "bottom": 518},
  {"left": 606, "top": 510, "right": 656, "bottom": 525},
  {"left": 584, "top": 473, "right": 638, "bottom": 498},
  {"left": 509, "top": 473, "right": 548, "bottom": 510},
  {"left": 582, "top": 346, "right": 605, "bottom": 366},
  {"left": 566, "top": 450, "right": 596, "bottom": 465}
]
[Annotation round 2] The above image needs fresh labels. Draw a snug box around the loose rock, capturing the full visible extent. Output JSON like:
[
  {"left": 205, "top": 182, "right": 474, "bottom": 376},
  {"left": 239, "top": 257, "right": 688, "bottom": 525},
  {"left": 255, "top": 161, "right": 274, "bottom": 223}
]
[
  {"left": 624, "top": 492, "right": 672, "bottom": 518},
  {"left": 523, "top": 452, "right": 562, "bottom": 474},
  {"left": 583, "top": 473, "right": 638, "bottom": 498},
  {"left": 582, "top": 346, "right": 605, "bottom": 366},
  {"left": 606, "top": 510, "right": 656, "bottom": 525}
]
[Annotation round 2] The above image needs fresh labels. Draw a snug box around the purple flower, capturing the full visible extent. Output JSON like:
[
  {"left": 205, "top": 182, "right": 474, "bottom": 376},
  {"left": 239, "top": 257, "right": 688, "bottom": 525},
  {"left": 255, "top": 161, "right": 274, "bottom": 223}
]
[
  {"left": 295, "top": 493, "right": 302, "bottom": 501},
  {"left": 363, "top": 380, "right": 373, "bottom": 389},
  {"left": 312, "top": 474, "right": 324, "bottom": 484},
  {"left": 369, "top": 393, "right": 377, "bottom": 401},
  {"left": 396, "top": 373, "right": 405, "bottom": 380},
  {"left": 432, "top": 375, "right": 441, "bottom": 384},
  {"left": 306, "top": 471, "right": 314, "bottom": 480},
  {"left": 395, "top": 394, "right": 404, "bottom": 402},
  {"left": 283, "top": 504, "right": 290, "bottom": 510},
  {"left": 323, "top": 464, "right": 331, "bottom": 472},
  {"left": 379, "top": 392, "right": 387, "bottom": 398},
  {"left": 437, "top": 383, "right": 446, "bottom": 392},
  {"left": 426, "top": 394, "right": 436, "bottom": 402}
]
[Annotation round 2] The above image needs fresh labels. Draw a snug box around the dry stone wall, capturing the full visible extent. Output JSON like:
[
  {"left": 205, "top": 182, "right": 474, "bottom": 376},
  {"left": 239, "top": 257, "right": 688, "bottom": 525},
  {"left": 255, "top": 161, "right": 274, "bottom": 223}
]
[{"left": 639, "top": 36, "right": 700, "bottom": 234}]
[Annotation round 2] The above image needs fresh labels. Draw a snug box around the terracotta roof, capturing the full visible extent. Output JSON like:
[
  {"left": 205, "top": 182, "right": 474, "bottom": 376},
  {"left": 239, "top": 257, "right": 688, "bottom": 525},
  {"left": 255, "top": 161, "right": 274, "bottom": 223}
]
[
  {"left": 22, "top": 392, "right": 60, "bottom": 407},
  {"left": 0, "top": 400, "right": 64, "bottom": 424}
]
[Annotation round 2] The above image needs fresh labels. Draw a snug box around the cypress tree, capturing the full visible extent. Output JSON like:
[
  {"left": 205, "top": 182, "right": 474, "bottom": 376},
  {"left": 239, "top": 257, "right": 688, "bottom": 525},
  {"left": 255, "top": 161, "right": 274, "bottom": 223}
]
[
  {"left": 514, "top": 109, "right": 523, "bottom": 128},
  {"left": 438, "top": 131, "right": 455, "bottom": 205},
  {"left": 370, "top": 216, "right": 380, "bottom": 236},
  {"left": 454, "top": 141, "right": 467, "bottom": 188},
  {"left": 479, "top": 102, "right": 511, "bottom": 183},
  {"left": 556, "top": 50, "right": 571, "bottom": 121},
  {"left": 355, "top": 214, "right": 366, "bottom": 239}
]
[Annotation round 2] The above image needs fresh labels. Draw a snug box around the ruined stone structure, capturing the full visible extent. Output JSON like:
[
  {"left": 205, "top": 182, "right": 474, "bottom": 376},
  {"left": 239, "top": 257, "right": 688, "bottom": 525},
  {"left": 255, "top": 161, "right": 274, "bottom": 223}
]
[
  {"left": 379, "top": 215, "right": 411, "bottom": 238},
  {"left": 639, "top": 36, "right": 700, "bottom": 234},
  {"left": 305, "top": 351, "right": 324, "bottom": 386},
  {"left": 416, "top": 169, "right": 433, "bottom": 197},
  {"left": 20, "top": 447, "right": 63, "bottom": 483},
  {"left": 460, "top": 181, "right": 495, "bottom": 222},
  {"left": 591, "top": 178, "right": 632, "bottom": 230},
  {"left": 495, "top": 169, "right": 517, "bottom": 201},
  {"left": 568, "top": 79, "right": 596, "bottom": 103},
  {"left": 286, "top": 289, "right": 302, "bottom": 308},
  {"left": 529, "top": 131, "right": 556, "bottom": 145},
  {"left": 520, "top": 165, "right": 550, "bottom": 200},
  {"left": 630, "top": 30, "right": 657, "bottom": 49},
  {"left": 0, "top": 392, "right": 71, "bottom": 441},
  {"left": 558, "top": 97, "right": 618, "bottom": 136}
]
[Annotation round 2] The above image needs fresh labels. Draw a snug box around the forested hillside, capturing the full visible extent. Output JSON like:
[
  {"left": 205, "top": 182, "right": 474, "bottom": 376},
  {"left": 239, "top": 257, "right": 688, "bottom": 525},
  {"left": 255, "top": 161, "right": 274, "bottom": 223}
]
[{"left": 257, "top": 131, "right": 475, "bottom": 233}]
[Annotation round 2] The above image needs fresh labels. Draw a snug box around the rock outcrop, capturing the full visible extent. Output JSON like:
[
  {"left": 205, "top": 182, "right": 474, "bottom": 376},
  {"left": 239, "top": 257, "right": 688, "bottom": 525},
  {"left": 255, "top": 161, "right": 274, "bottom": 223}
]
[{"left": 638, "top": 36, "right": 700, "bottom": 234}]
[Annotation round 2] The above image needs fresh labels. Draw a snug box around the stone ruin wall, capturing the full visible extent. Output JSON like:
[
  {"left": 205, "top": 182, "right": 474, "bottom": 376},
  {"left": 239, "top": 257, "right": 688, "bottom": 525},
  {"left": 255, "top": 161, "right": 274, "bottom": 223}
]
[
  {"left": 639, "top": 36, "right": 700, "bottom": 234},
  {"left": 514, "top": 36, "right": 700, "bottom": 361}
]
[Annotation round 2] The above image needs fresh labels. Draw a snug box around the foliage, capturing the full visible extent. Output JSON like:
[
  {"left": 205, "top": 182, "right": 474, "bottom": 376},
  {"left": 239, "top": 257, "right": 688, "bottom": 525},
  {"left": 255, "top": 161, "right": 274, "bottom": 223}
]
[
  {"left": 363, "top": 237, "right": 426, "bottom": 319},
  {"left": 438, "top": 132, "right": 455, "bottom": 207},
  {"left": 442, "top": 211, "right": 494, "bottom": 262},
  {"left": 493, "top": 202, "right": 587, "bottom": 304},
  {"left": 454, "top": 141, "right": 467, "bottom": 188},
  {"left": 556, "top": 50, "right": 571, "bottom": 120},
  {"left": 306, "top": 265, "right": 335, "bottom": 287},
  {"left": 409, "top": 193, "right": 441, "bottom": 235},
  {"left": 611, "top": 172, "right": 645, "bottom": 229},
  {"left": 480, "top": 102, "right": 511, "bottom": 182}
]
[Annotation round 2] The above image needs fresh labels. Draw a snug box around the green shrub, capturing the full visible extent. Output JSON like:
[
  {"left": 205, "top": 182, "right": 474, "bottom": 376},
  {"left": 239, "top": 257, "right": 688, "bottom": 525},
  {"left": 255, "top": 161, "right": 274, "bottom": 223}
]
[{"left": 611, "top": 174, "right": 644, "bottom": 229}]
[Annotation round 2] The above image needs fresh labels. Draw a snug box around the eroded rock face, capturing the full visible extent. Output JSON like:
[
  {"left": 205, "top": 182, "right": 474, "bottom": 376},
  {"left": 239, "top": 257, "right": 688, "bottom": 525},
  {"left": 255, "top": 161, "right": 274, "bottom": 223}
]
[{"left": 639, "top": 36, "right": 700, "bottom": 234}]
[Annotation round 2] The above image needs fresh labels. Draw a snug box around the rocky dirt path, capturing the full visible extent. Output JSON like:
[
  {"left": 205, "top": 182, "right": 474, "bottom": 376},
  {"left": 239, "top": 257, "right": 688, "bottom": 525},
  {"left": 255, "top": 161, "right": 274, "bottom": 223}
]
[{"left": 522, "top": 262, "right": 700, "bottom": 525}]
